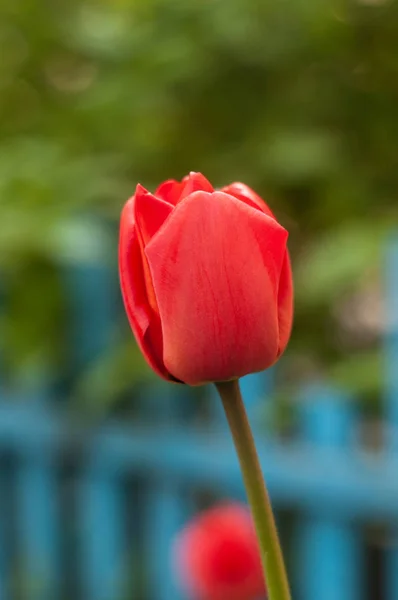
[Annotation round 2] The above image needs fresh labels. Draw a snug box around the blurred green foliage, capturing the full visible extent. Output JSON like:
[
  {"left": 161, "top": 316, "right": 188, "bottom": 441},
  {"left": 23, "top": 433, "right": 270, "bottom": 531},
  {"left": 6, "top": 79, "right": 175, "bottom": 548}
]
[{"left": 1, "top": 0, "right": 397, "bottom": 405}]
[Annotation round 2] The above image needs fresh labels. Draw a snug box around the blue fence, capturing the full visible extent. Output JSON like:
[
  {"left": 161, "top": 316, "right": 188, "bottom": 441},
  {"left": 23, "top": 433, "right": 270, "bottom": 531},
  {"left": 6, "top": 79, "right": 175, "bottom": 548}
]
[{"left": 0, "top": 240, "right": 398, "bottom": 600}]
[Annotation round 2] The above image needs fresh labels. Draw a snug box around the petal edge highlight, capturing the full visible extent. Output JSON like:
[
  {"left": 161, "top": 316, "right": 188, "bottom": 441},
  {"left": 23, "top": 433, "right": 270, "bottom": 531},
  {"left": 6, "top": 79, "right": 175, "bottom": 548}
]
[{"left": 118, "top": 200, "right": 172, "bottom": 380}]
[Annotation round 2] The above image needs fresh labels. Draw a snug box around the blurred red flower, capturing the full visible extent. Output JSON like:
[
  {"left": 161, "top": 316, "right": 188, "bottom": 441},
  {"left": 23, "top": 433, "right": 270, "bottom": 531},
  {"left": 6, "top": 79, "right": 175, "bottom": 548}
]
[
  {"left": 119, "top": 172, "right": 293, "bottom": 385},
  {"left": 173, "top": 503, "right": 266, "bottom": 600}
]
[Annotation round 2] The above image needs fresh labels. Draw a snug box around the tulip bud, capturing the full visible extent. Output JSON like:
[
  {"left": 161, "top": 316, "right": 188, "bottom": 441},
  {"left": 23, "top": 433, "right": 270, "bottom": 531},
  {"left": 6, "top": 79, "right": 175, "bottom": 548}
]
[
  {"left": 173, "top": 503, "right": 266, "bottom": 600},
  {"left": 119, "top": 172, "right": 293, "bottom": 385}
]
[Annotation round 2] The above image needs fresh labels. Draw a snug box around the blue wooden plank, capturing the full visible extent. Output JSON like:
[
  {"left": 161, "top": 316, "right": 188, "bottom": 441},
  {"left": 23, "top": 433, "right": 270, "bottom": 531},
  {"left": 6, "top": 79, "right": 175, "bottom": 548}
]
[
  {"left": 386, "top": 550, "right": 398, "bottom": 600},
  {"left": 384, "top": 237, "right": 398, "bottom": 600},
  {"left": 67, "top": 260, "right": 126, "bottom": 599},
  {"left": 295, "top": 385, "right": 364, "bottom": 600},
  {"left": 64, "top": 262, "right": 118, "bottom": 369},
  {"left": 0, "top": 376, "right": 9, "bottom": 600},
  {"left": 385, "top": 236, "right": 398, "bottom": 451},
  {"left": 0, "top": 470, "right": 9, "bottom": 600},
  {"left": 16, "top": 458, "right": 59, "bottom": 600},
  {"left": 79, "top": 467, "right": 126, "bottom": 600},
  {"left": 1, "top": 404, "right": 398, "bottom": 518},
  {"left": 146, "top": 481, "right": 190, "bottom": 600},
  {"left": 296, "top": 518, "right": 362, "bottom": 600},
  {"left": 11, "top": 387, "right": 60, "bottom": 600},
  {"left": 86, "top": 421, "right": 398, "bottom": 519}
]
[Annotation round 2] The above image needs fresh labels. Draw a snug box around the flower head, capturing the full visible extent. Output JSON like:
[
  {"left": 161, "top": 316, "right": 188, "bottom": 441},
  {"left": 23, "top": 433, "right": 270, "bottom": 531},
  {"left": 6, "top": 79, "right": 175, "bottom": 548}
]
[
  {"left": 173, "top": 503, "right": 266, "bottom": 600},
  {"left": 119, "top": 172, "right": 293, "bottom": 384}
]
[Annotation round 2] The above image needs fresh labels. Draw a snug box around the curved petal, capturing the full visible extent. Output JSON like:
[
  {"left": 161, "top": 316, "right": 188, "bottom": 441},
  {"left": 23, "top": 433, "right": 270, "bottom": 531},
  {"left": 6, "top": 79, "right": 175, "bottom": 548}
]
[
  {"left": 277, "top": 251, "right": 294, "bottom": 356},
  {"left": 179, "top": 171, "right": 214, "bottom": 201},
  {"left": 134, "top": 184, "right": 174, "bottom": 247},
  {"left": 118, "top": 199, "right": 172, "bottom": 380},
  {"left": 145, "top": 191, "right": 287, "bottom": 384},
  {"left": 155, "top": 179, "right": 183, "bottom": 205},
  {"left": 221, "top": 182, "right": 275, "bottom": 219},
  {"left": 133, "top": 185, "right": 173, "bottom": 315}
]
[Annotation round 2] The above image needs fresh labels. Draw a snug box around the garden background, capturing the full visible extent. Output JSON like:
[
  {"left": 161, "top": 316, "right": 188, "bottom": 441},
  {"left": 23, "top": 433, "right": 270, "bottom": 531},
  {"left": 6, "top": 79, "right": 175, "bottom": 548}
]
[{"left": 1, "top": 0, "right": 398, "bottom": 599}]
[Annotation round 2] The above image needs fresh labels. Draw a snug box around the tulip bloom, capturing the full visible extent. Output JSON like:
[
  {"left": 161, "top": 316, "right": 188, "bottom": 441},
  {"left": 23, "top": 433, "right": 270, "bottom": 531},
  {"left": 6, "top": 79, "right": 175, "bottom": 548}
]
[
  {"left": 173, "top": 503, "right": 266, "bottom": 600},
  {"left": 119, "top": 172, "right": 293, "bottom": 385}
]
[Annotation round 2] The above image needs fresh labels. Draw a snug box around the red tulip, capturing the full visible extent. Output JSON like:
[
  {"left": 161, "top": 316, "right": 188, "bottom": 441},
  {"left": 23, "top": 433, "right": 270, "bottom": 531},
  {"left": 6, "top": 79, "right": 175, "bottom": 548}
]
[
  {"left": 119, "top": 172, "right": 293, "bottom": 385},
  {"left": 173, "top": 503, "right": 266, "bottom": 600}
]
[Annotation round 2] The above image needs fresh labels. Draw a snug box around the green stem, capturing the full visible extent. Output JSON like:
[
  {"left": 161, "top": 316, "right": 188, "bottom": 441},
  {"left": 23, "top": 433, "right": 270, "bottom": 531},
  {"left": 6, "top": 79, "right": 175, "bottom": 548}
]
[{"left": 215, "top": 379, "right": 291, "bottom": 600}]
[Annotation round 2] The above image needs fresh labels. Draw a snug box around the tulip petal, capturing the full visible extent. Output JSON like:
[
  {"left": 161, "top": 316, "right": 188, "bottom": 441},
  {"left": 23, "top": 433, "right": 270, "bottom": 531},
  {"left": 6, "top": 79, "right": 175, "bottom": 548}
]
[
  {"left": 155, "top": 179, "right": 183, "bottom": 204},
  {"left": 180, "top": 171, "right": 214, "bottom": 200},
  {"left": 221, "top": 182, "right": 275, "bottom": 219},
  {"left": 119, "top": 199, "right": 172, "bottom": 380},
  {"left": 223, "top": 184, "right": 293, "bottom": 353},
  {"left": 277, "top": 251, "right": 294, "bottom": 356},
  {"left": 133, "top": 185, "right": 174, "bottom": 315},
  {"left": 134, "top": 184, "right": 174, "bottom": 246},
  {"left": 145, "top": 191, "right": 287, "bottom": 384}
]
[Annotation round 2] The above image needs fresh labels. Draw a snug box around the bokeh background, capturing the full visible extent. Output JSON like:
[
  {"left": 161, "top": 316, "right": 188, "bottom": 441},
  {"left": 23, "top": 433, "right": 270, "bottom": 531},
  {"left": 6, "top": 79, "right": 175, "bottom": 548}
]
[{"left": 1, "top": 0, "right": 398, "bottom": 599}]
